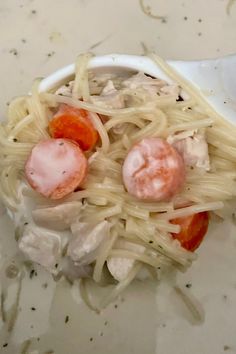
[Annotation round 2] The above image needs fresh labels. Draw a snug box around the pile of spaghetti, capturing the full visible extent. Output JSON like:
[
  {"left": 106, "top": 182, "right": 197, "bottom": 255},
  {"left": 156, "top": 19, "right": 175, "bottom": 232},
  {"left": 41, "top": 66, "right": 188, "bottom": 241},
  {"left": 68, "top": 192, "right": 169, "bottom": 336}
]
[{"left": 0, "top": 53, "right": 236, "bottom": 310}]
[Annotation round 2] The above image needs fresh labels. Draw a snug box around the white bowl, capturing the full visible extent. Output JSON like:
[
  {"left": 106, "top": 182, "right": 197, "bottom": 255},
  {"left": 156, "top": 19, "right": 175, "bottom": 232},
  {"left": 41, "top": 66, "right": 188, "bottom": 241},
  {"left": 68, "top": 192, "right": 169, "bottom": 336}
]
[
  {"left": 1, "top": 54, "right": 236, "bottom": 354},
  {"left": 40, "top": 53, "right": 236, "bottom": 126}
]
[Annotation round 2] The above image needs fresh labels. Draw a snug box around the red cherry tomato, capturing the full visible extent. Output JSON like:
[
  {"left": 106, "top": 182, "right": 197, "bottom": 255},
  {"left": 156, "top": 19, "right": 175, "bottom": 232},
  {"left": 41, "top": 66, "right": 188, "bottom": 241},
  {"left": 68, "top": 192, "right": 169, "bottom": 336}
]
[
  {"left": 49, "top": 104, "right": 98, "bottom": 151},
  {"left": 170, "top": 212, "right": 209, "bottom": 251}
]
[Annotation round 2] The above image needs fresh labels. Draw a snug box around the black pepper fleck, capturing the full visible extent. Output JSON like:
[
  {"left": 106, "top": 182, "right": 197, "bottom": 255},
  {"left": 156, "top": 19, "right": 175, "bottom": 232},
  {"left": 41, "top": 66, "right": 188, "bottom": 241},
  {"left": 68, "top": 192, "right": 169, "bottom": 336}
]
[
  {"left": 62, "top": 171, "right": 66, "bottom": 174},
  {"left": 177, "top": 95, "right": 184, "bottom": 102},
  {"left": 13, "top": 138, "right": 18, "bottom": 142},
  {"left": 224, "top": 345, "right": 231, "bottom": 351},
  {"left": 184, "top": 16, "right": 188, "bottom": 20},
  {"left": 185, "top": 283, "right": 192, "bottom": 288},
  {"left": 223, "top": 294, "right": 228, "bottom": 300},
  {"left": 31, "top": 307, "right": 36, "bottom": 311},
  {"left": 42, "top": 282, "right": 48, "bottom": 289},
  {"left": 30, "top": 324, "right": 34, "bottom": 329},
  {"left": 6, "top": 102, "right": 10, "bottom": 106},
  {"left": 114, "top": 304, "right": 118, "bottom": 309},
  {"left": 2, "top": 343, "right": 8, "bottom": 348},
  {"left": 24, "top": 222, "right": 29, "bottom": 226},
  {"left": 47, "top": 51, "right": 55, "bottom": 58},
  {"left": 55, "top": 263, "right": 58, "bottom": 269},
  {"left": 30, "top": 269, "right": 35, "bottom": 279},
  {"left": 157, "top": 266, "right": 161, "bottom": 270},
  {"left": 5, "top": 174, "right": 8, "bottom": 177},
  {"left": 21, "top": 38, "right": 27, "bottom": 43},
  {"left": 149, "top": 240, "right": 153, "bottom": 244},
  {"left": 65, "top": 83, "right": 70, "bottom": 87},
  {"left": 31, "top": 9, "right": 37, "bottom": 14},
  {"left": 198, "top": 18, "right": 202, "bottom": 22},
  {"left": 198, "top": 32, "right": 202, "bottom": 36},
  {"left": 9, "top": 48, "right": 18, "bottom": 56},
  {"left": 89, "top": 337, "right": 93, "bottom": 342},
  {"left": 30, "top": 172, "right": 34, "bottom": 175},
  {"left": 104, "top": 321, "right": 108, "bottom": 326},
  {"left": 224, "top": 101, "right": 227, "bottom": 104},
  {"left": 59, "top": 142, "right": 64, "bottom": 146},
  {"left": 190, "top": 166, "right": 194, "bottom": 170},
  {"left": 37, "top": 337, "right": 40, "bottom": 341},
  {"left": 65, "top": 315, "right": 69, "bottom": 323},
  {"left": 100, "top": 332, "right": 103, "bottom": 336}
]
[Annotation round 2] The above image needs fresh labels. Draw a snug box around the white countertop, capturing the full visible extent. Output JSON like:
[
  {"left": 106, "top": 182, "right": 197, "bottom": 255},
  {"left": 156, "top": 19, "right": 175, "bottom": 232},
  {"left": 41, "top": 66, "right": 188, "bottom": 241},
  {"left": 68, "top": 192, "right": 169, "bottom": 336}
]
[{"left": 0, "top": 0, "right": 236, "bottom": 117}]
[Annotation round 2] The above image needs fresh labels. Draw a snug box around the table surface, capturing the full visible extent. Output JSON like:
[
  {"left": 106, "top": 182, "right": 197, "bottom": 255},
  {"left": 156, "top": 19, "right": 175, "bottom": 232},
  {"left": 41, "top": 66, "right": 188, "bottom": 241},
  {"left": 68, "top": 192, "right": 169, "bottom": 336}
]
[{"left": 0, "top": 0, "right": 236, "bottom": 117}]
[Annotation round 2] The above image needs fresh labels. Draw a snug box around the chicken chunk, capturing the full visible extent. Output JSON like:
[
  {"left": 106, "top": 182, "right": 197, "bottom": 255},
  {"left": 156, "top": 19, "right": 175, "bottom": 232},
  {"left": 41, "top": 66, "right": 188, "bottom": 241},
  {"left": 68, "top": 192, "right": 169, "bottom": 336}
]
[
  {"left": 107, "top": 242, "right": 145, "bottom": 281},
  {"left": 167, "top": 130, "right": 210, "bottom": 171},
  {"left": 61, "top": 257, "right": 92, "bottom": 281},
  {"left": 90, "top": 80, "right": 125, "bottom": 109},
  {"left": 55, "top": 81, "right": 74, "bottom": 96},
  {"left": 18, "top": 225, "right": 62, "bottom": 271},
  {"left": 122, "top": 72, "right": 180, "bottom": 99},
  {"left": 32, "top": 201, "right": 82, "bottom": 231},
  {"left": 67, "top": 220, "right": 110, "bottom": 264}
]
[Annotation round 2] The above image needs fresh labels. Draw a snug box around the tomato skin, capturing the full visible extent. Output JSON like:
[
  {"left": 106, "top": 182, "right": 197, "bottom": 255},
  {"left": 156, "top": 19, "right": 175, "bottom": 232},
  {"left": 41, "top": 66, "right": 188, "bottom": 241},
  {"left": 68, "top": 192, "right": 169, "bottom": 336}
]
[
  {"left": 49, "top": 104, "right": 98, "bottom": 151},
  {"left": 170, "top": 212, "right": 209, "bottom": 251}
]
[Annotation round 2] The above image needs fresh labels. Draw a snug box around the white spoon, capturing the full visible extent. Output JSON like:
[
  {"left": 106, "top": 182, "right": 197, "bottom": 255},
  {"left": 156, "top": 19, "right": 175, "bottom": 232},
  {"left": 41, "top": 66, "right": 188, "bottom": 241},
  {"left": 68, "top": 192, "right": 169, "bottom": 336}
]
[{"left": 39, "top": 53, "right": 236, "bottom": 126}]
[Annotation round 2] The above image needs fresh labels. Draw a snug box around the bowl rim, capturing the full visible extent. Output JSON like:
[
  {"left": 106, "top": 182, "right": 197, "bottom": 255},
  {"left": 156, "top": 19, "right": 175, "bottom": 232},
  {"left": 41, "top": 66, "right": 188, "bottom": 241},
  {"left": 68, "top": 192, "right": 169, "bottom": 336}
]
[
  {"left": 38, "top": 53, "right": 236, "bottom": 126},
  {"left": 38, "top": 54, "right": 174, "bottom": 92}
]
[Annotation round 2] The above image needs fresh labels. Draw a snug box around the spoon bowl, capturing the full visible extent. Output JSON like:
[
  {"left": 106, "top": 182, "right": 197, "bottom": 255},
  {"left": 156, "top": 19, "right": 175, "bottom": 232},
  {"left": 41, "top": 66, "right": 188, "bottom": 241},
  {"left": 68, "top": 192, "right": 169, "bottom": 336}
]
[{"left": 39, "top": 53, "right": 236, "bottom": 125}]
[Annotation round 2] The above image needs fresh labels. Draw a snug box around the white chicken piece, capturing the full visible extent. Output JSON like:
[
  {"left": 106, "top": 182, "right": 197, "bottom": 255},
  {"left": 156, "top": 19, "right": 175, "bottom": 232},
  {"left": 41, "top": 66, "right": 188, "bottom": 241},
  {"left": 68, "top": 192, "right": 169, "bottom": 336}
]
[
  {"left": 19, "top": 225, "right": 62, "bottom": 272},
  {"left": 107, "top": 242, "right": 145, "bottom": 282},
  {"left": 122, "top": 72, "right": 180, "bottom": 99},
  {"left": 32, "top": 201, "right": 82, "bottom": 231},
  {"left": 55, "top": 81, "right": 74, "bottom": 96},
  {"left": 67, "top": 220, "right": 110, "bottom": 264},
  {"left": 90, "top": 80, "right": 125, "bottom": 109},
  {"left": 61, "top": 257, "right": 92, "bottom": 281},
  {"left": 112, "top": 123, "right": 128, "bottom": 135},
  {"left": 167, "top": 130, "right": 210, "bottom": 171},
  {"left": 160, "top": 84, "right": 181, "bottom": 98}
]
